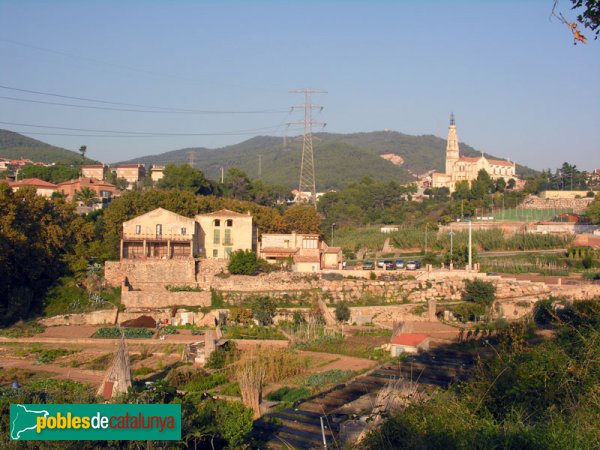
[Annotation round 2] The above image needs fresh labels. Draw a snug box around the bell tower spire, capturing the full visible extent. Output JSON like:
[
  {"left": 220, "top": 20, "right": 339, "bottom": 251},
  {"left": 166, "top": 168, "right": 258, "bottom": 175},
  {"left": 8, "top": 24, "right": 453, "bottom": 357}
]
[{"left": 445, "top": 112, "right": 459, "bottom": 175}]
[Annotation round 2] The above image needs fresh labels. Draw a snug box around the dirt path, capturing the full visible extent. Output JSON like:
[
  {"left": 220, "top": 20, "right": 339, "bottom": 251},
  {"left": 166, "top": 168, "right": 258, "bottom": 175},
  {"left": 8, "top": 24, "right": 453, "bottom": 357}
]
[
  {"left": 297, "top": 351, "right": 376, "bottom": 373},
  {"left": 1, "top": 357, "right": 104, "bottom": 386}
]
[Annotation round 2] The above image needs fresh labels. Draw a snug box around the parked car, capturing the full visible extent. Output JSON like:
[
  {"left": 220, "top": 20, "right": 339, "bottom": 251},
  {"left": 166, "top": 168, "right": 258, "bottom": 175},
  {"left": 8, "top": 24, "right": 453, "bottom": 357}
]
[
  {"left": 362, "top": 260, "right": 375, "bottom": 270},
  {"left": 406, "top": 260, "right": 422, "bottom": 271},
  {"left": 395, "top": 259, "right": 405, "bottom": 269},
  {"left": 384, "top": 261, "right": 396, "bottom": 270},
  {"left": 376, "top": 259, "right": 386, "bottom": 269}
]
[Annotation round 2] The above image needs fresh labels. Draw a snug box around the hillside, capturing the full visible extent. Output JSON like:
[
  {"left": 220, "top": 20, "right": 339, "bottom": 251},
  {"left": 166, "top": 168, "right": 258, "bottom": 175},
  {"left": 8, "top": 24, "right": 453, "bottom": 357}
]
[
  {"left": 118, "top": 131, "right": 537, "bottom": 189},
  {"left": 0, "top": 129, "right": 96, "bottom": 165}
]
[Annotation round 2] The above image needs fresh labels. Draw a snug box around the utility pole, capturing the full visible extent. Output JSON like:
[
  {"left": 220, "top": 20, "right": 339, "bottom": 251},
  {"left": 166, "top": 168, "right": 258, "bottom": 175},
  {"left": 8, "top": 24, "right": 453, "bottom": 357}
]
[
  {"left": 468, "top": 220, "right": 472, "bottom": 271},
  {"left": 289, "top": 88, "right": 327, "bottom": 207},
  {"left": 331, "top": 223, "right": 336, "bottom": 246},
  {"left": 220, "top": 167, "right": 224, "bottom": 184},
  {"left": 449, "top": 230, "right": 454, "bottom": 264},
  {"left": 187, "top": 151, "right": 194, "bottom": 168},
  {"left": 425, "top": 223, "right": 428, "bottom": 254}
]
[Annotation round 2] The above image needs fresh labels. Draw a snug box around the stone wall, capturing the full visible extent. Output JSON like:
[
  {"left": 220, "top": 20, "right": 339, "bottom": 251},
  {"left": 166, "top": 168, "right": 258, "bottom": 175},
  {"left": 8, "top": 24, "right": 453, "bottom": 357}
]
[
  {"left": 39, "top": 308, "right": 118, "bottom": 326},
  {"left": 121, "top": 290, "right": 211, "bottom": 309},
  {"left": 210, "top": 272, "right": 553, "bottom": 306},
  {"left": 105, "top": 259, "right": 198, "bottom": 288}
]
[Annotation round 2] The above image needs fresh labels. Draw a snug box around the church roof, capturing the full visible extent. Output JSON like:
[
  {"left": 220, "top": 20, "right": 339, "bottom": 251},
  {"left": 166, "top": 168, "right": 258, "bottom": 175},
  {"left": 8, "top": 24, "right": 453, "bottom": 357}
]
[
  {"left": 487, "top": 159, "right": 514, "bottom": 167},
  {"left": 457, "top": 156, "right": 482, "bottom": 163}
]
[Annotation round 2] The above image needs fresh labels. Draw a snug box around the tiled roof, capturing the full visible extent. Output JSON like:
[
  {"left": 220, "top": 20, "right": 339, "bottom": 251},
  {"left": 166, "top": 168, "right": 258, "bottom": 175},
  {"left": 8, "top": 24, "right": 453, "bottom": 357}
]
[
  {"left": 9, "top": 178, "right": 57, "bottom": 188},
  {"left": 487, "top": 159, "right": 514, "bottom": 167},
  {"left": 390, "top": 333, "right": 429, "bottom": 346},
  {"left": 324, "top": 246, "right": 342, "bottom": 254},
  {"left": 58, "top": 177, "right": 116, "bottom": 188},
  {"left": 293, "top": 255, "right": 321, "bottom": 263},
  {"left": 115, "top": 164, "right": 144, "bottom": 168},
  {"left": 82, "top": 164, "right": 105, "bottom": 168},
  {"left": 260, "top": 247, "right": 298, "bottom": 255},
  {"left": 457, "top": 156, "right": 482, "bottom": 163}
]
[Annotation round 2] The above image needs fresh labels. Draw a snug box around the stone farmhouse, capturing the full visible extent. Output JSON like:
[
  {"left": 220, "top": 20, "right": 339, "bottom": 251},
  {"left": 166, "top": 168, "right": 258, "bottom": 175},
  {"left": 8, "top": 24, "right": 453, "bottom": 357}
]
[
  {"left": 259, "top": 232, "right": 342, "bottom": 272},
  {"left": 432, "top": 114, "right": 517, "bottom": 192}
]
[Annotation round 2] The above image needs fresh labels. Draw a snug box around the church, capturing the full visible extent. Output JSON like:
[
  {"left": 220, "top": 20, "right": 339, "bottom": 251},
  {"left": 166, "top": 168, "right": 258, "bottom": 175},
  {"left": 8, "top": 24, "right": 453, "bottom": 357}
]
[{"left": 432, "top": 114, "right": 517, "bottom": 192}]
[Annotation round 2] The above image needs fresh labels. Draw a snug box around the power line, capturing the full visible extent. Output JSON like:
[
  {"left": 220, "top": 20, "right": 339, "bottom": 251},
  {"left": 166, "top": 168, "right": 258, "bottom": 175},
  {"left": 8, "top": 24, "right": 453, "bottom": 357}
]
[
  {"left": 0, "top": 91, "right": 289, "bottom": 115},
  {"left": 0, "top": 120, "right": 302, "bottom": 137}
]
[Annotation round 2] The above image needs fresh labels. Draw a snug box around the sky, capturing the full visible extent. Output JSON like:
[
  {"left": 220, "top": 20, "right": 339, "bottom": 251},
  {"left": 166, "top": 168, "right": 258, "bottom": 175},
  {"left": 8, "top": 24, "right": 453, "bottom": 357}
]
[{"left": 0, "top": 0, "right": 598, "bottom": 170}]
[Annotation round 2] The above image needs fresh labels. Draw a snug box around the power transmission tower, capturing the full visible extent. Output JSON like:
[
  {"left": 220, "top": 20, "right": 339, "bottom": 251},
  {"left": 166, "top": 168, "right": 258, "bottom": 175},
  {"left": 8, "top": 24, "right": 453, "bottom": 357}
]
[
  {"left": 187, "top": 151, "right": 195, "bottom": 168},
  {"left": 289, "top": 88, "right": 326, "bottom": 207}
]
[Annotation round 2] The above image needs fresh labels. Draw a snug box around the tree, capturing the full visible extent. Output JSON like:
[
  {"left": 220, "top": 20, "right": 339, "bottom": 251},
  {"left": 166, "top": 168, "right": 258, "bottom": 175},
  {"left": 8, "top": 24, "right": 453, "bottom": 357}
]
[
  {"left": 586, "top": 193, "right": 600, "bottom": 224},
  {"left": 74, "top": 187, "right": 99, "bottom": 206},
  {"left": 19, "top": 164, "right": 80, "bottom": 184},
  {"left": 78, "top": 145, "right": 87, "bottom": 166},
  {"left": 224, "top": 168, "right": 252, "bottom": 200},
  {"left": 282, "top": 205, "right": 321, "bottom": 233},
  {"left": 158, "top": 163, "right": 213, "bottom": 195},
  {"left": 0, "top": 183, "right": 93, "bottom": 325},
  {"left": 571, "top": 0, "right": 600, "bottom": 38},
  {"left": 335, "top": 301, "right": 351, "bottom": 323},
  {"left": 227, "top": 250, "right": 259, "bottom": 275},
  {"left": 507, "top": 178, "right": 516, "bottom": 190},
  {"left": 250, "top": 297, "right": 276, "bottom": 326},
  {"left": 463, "top": 279, "right": 496, "bottom": 307}
]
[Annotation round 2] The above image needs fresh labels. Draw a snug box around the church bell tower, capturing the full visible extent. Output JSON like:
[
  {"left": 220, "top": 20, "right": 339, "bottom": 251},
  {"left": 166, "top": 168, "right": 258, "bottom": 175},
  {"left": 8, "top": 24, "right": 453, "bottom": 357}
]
[{"left": 445, "top": 113, "right": 460, "bottom": 176}]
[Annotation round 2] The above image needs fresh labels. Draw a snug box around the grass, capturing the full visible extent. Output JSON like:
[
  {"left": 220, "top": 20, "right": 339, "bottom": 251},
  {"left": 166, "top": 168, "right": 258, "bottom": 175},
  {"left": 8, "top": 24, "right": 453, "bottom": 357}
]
[
  {"left": 133, "top": 366, "right": 154, "bottom": 376},
  {"left": 223, "top": 325, "right": 286, "bottom": 340},
  {"left": 0, "top": 321, "right": 46, "bottom": 338},
  {"left": 303, "top": 369, "right": 355, "bottom": 388},
  {"left": 493, "top": 207, "right": 573, "bottom": 221},
  {"left": 15, "top": 344, "right": 79, "bottom": 364},
  {"left": 354, "top": 328, "right": 393, "bottom": 337},
  {"left": 266, "top": 386, "right": 311, "bottom": 403},
  {"left": 94, "top": 327, "right": 154, "bottom": 339},
  {"left": 295, "top": 333, "right": 389, "bottom": 361}
]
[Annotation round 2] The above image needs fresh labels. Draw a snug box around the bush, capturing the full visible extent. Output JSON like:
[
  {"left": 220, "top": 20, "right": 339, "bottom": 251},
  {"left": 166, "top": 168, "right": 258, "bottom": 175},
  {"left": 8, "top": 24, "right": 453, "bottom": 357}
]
[
  {"left": 250, "top": 297, "right": 276, "bottom": 326},
  {"left": 94, "top": 327, "right": 154, "bottom": 339},
  {"left": 335, "top": 302, "right": 351, "bottom": 323},
  {"left": 463, "top": 279, "right": 496, "bottom": 306},
  {"left": 227, "top": 250, "right": 259, "bottom": 275},
  {"left": 303, "top": 369, "right": 355, "bottom": 388}
]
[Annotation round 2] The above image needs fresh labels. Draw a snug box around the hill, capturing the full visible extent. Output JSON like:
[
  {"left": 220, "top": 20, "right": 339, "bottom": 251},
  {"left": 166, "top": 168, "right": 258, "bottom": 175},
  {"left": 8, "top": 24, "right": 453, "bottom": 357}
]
[
  {"left": 118, "top": 131, "right": 537, "bottom": 189},
  {"left": 0, "top": 129, "right": 97, "bottom": 165}
]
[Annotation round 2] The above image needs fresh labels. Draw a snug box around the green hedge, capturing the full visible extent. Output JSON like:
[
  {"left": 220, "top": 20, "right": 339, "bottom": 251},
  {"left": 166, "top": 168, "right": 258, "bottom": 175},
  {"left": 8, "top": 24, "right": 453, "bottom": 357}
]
[{"left": 94, "top": 327, "right": 154, "bottom": 339}]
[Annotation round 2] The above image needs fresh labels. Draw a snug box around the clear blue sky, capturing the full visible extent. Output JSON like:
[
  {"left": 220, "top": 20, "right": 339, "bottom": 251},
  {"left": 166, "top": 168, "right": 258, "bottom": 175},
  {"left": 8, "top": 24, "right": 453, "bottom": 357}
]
[{"left": 1, "top": 0, "right": 598, "bottom": 170}]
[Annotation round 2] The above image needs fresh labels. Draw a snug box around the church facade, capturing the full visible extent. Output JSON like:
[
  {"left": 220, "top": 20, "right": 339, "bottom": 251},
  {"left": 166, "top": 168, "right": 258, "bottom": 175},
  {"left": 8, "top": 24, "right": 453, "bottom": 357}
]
[{"left": 432, "top": 114, "right": 517, "bottom": 192}]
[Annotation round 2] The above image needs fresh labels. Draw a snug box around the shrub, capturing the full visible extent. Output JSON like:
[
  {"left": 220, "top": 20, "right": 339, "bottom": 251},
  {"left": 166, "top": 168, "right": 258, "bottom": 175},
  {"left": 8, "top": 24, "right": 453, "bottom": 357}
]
[
  {"left": 370, "top": 271, "right": 377, "bottom": 280},
  {"left": 335, "top": 302, "right": 351, "bottom": 323},
  {"left": 250, "top": 297, "right": 276, "bottom": 326},
  {"left": 227, "top": 250, "right": 259, "bottom": 275},
  {"left": 463, "top": 279, "right": 496, "bottom": 306},
  {"left": 94, "top": 327, "right": 154, "bottom": 339},
  {"left": 165, "top": 285, "right": 203, "bottom": 292}
]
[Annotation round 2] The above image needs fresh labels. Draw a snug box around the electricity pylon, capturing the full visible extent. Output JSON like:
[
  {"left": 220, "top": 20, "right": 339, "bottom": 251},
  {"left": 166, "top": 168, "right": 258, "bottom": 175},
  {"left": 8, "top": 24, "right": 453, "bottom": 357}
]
[{"left": 289, "top": 88, "right": 326, "bottom": 207}]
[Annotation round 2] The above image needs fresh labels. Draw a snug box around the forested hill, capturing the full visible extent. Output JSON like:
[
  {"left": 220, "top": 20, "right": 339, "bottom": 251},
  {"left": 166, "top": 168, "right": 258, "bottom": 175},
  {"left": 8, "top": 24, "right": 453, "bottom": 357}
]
[
  {"left": 0, "top": 129, "right": 97, "bottom": 164},
  {"left": 117, "top": 131, "right": 537, "bottom": 189}
]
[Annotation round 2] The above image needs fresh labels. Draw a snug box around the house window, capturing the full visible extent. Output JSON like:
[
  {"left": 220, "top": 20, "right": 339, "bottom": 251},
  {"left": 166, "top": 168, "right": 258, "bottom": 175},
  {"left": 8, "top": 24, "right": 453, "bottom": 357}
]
[
  {"left": 226, "top": 219, "right": 233, "bottom": 227},
  {"left": 213, "top": 249, "right": 218, "bottom": 258},
  {"left": 214, "top": 219, "right": 221, "bottom": 227},
  {"left": 156, "top": 224, "right": 162, "bottom": 236},
  {"left": 181, "top": 227, "right": 186, "bottom": 235},
  {"left": 224, "top": 229, "right": 232, "bottom": 245},
  {"left": 135, "top": 225, "right": 141, "bottom": 235},
  {"left": 302, "top": 238, "right": 317, "bottom": 249},
  {"left": 225, "top": 247, "right": 232, "bottom": 259},
  {"left": 213, "top": 229, "right": 220, "bottom": 244},
  {"left": 284, "top": 240, "right": 290, "bottom": 248}
]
